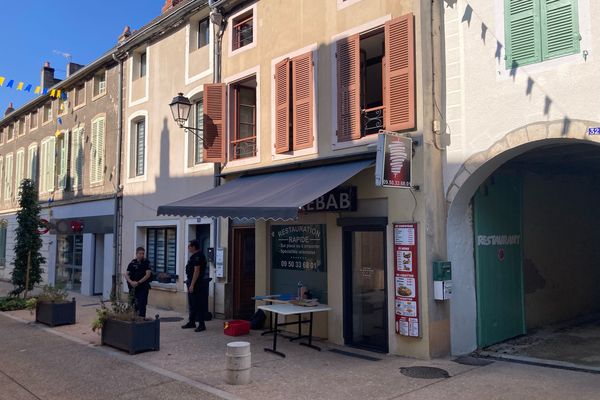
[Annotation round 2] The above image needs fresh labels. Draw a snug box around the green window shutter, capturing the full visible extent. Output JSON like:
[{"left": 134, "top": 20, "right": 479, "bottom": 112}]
[
  {"left": 505, "top": 0, "right": 542, "bottom": 68},
  {"left": 541, "top": 0, "right": 580, "bottom": 60}
]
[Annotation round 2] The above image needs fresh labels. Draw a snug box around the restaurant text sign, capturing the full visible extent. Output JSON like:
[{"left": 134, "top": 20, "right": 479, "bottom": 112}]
[
  {"left": 301, "top": 187, "right": 357, "bottom": 212},
  {"left": 271, "top": 224, "right": 326, "bottom": 272}
]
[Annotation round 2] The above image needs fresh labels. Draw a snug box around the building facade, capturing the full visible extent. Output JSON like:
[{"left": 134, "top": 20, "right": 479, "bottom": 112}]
[
  {"left": 443, "top": 0, "right": 600, "bottom": 354},
  {"left": 0, "top": 58, "right": 119, "bottom": 299}
]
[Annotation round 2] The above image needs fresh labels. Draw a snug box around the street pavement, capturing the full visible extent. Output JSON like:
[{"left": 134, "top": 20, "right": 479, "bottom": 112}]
[{"left": 1, "top": 283, "right": 600, "bottom": 399}]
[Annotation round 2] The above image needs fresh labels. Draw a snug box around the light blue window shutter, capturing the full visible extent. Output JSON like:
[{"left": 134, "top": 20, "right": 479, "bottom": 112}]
[
  {"left": 541, "top": 0, "right": 580, "bottom": 60},
  {"left": 505, "top": 0, "right": 542, "bottom": 68}
]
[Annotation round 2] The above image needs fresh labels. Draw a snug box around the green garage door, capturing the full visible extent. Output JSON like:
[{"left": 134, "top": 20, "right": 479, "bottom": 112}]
[{"left": 474, "top": 174, "right": 526, "bottom": 348}]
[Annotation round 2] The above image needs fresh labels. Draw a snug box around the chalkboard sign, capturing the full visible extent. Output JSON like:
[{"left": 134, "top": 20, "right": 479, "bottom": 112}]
[{"left": 271, "top": 224, "right": 326, "bottom": 272}]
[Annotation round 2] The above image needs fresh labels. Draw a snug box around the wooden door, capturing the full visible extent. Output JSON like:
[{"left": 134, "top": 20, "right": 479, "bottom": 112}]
[{"left": 233, "top": 227, "right": 256, "bottom": 320}]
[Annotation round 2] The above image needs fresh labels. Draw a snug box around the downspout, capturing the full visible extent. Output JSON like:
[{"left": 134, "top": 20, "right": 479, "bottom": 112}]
[{"left": 111, "top": 52, "right": 125, "bottom": 300}]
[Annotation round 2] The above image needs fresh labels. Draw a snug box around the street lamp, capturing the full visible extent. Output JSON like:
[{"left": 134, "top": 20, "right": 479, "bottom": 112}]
[{"left": 169, "top": 93, "right": 203, "bottom": 140}]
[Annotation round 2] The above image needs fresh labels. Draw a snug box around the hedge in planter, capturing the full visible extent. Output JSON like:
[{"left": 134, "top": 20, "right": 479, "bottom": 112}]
[
  {"left": 92, "top": 295, "right": 160, "bottom": 355},
  {"left": 28, "top": 286, "right": 76, "bottom": 327}
]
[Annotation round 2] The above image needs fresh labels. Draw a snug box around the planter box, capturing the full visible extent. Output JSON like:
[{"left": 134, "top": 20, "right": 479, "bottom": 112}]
[
  {"left": 101, "top": 315, "right": 160, "bottom": 355},
  {"left": 35, "top": 298, "right": 76, "bottom": 327}
]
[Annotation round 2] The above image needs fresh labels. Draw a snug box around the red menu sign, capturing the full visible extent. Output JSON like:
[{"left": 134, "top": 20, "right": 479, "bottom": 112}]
[{"left": 394, "top": 223, "right": 419, "bottom": 337}]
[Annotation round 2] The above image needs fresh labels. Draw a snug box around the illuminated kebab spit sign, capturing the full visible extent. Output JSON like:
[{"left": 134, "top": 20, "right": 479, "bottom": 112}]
[{"left": 375, "top": 132, "right": 412, "bottom": 188}]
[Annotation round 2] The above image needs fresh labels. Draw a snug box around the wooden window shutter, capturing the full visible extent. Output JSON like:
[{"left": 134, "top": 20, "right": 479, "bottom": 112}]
[
  {"left": 385, "top": 13, "right": 416, "bottom": 132},
  {"left": 203, "top": 83, "right": 227, "bottom": 163},
  {"left": 336, "top": 34, "right": 361, "bottom": 142},
  {"left": 274, "top": 58, "right": 291, "bottom": 154},
  {"left": 504, "top": 0, "right": 542, "bottom": 68},
  {"left": 541, "top": 0, "right": 579, "bottom": 60},
  {"left": 292, "top": 51, "right": 314, "bottom": 150}
]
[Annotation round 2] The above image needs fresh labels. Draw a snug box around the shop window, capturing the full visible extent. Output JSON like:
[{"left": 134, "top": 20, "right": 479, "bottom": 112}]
[
  {"left": 336, "top": 14, "right": 415, "bottom": 142},
  {"left": 231, "top": 78, "right": 257, "bottom": 160},
  {"left": 146, "top": 228, "right": 177, "bottom": 278},
  {"left": 232, "top": 10, "right": 253, "bottom": 51}
]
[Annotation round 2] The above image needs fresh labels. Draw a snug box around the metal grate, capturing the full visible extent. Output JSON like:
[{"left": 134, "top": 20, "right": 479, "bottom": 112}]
[
  {"left": 400, "top": 366, "right": 450, "bottom": 379},
  {"left": 453, "top": 356, "right": 494, "bottom": 366},
  {"left": 159, "top": 317, "right": 184, "bottom": 323}
]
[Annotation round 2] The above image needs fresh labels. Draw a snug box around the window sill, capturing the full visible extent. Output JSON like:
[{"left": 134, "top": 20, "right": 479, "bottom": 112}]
[
  {"left": 73, "top": 103, "right": 86, "bottom": 111},
  {"left": 332, "top": 133, "right": 378, "bottom": 151},
  {"left": 42, "top": 120, "right": 53, "bottom": 127},
  {"left": 229, "top": 41, "right": 256, "bottom": 57},
  {"left": 92, "top": 92, "right": 107, "bottom": 102}
]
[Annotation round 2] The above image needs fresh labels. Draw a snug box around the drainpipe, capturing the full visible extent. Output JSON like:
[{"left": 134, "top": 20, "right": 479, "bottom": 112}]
[{"left": 111, "top": 52, "right": 125, "bottom": 300}]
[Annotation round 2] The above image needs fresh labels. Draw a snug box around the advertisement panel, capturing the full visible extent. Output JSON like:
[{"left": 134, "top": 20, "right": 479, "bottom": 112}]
[
  {"left": 375, "top": 133, "right": 412, "bottom": 188},
  {"left": 394, "top": 223, "right": 420, "bottom": 337}
]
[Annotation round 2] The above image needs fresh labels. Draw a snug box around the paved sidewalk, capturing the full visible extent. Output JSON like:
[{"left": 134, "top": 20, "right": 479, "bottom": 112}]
[{"left": 2, "top": 282, "right": 600, "bottom": 400}]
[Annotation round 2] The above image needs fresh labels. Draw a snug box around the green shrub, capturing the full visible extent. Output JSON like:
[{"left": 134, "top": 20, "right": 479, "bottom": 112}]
[{"left": 0, "top": 297, "right": 28, "bottom": 311}]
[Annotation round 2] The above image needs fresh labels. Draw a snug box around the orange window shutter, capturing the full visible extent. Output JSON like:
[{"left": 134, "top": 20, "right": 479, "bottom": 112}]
[
  {"left": 292, "top": 51, "right": 314, "bottom": 150},
  {"left": 385, "top": 13, "right": 416, "bottom": 132},
  {"left": 274, "top": 58, "right": 291, "bottom": 154},
  {"left": 336, "top": 34, "right": 361, "bottom": 142},
  {"left": 203, "top": 83, "right": 227, "bottom": 163}
]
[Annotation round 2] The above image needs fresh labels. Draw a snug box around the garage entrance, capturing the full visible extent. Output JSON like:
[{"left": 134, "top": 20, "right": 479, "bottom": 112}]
[{"left": 472, "top": 143, "right": 600, "bottom": 366}]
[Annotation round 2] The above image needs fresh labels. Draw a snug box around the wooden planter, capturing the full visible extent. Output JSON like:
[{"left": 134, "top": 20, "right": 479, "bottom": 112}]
[
  {"left": 35, "top": 298, "right": 76, "bottom": 327},
  {"left": 101, "top": 315, "right": 160, "bottom": 355}
]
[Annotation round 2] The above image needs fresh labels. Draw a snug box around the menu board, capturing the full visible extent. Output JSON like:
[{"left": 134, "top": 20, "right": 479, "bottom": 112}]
[{"left": 394, "top": 223, "right": 420, "bottom": 337}]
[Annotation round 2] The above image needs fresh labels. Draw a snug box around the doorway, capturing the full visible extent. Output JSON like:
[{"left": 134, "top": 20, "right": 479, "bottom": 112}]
[
  {"left": 232, "top": 227, "right": 255, "bottom": 320},
  {"left": 343, "top": 226, "right": 388, "bottom": 352},
  {"left": 93, "top": 235, "right": 104, "bottom": 296},
  {"left": 55, "top": 234, "right": 83, "bottom": 291}
]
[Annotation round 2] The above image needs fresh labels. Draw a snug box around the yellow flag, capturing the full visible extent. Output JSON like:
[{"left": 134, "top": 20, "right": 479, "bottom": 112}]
[
  {"left": 50, "top": 89, "right": 56, "bottom": 97},
  {"left": 0, "top": 77, "right": 4, "bottom": 86},
  {"left": 16, "top": 82, "right": 24, "bottom": 90},
  {"left": 34, "top": 86, "right": 41, "bottom": 94},
  {"left": 54, "top": 129, "right": 62, "bottom": 138},
  {"left": 56, "top": 90, "right": 61, "bottom": 99}
]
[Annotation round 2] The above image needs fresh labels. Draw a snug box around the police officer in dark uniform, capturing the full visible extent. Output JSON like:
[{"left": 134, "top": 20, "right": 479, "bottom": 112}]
[
  {"left": 181, "top": 239, "right": 208, "bottom": 332},
  {"left": 124, "top": 246, "right": 152, "bottom": 318}
]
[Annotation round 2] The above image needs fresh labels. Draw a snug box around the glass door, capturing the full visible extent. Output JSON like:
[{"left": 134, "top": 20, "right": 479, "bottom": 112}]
[
  {"left": 343, "top": 227, "right": 388, "bottom": 352},
  {"left": 56, "top": 234, "right": 83, "bottom": 291}
]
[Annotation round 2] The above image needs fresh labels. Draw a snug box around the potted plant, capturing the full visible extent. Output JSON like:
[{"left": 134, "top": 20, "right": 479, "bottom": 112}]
[
  {"left": 92, "top": 292, "right": 160, "bottom": 355},
  {"left": 27, "top": 285, "right": 76, "bottom": 327}
]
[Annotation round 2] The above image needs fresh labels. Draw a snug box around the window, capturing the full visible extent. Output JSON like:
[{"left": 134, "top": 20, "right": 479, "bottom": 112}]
[
  {"left": 274, "top": 51, "right": 314, "bottom": 153},
  {"left": 0, "top": 157, "right": 3, "bottom": 198},
  {"left": 189, "top": 99, "right": 203, "bottom": 166},
  {"left": 27, "top": 144, "right": 38, "bottom": 183},
  {"left": 0, "top": 127, "right": 4, "bottom": 145},
  {"left": 336, "top": 14, "right": 415, "bottom": 142},
  {"left": 93, "top": 70, "right": 107, "bottom": 97},
  {"left": 504, "top": 0, "right": 580, "bottom": 68},
  {"left": 40, "top": 138, "right": 56, "bottom": 193},
  {"left": 0, "top": 224, "right": 6, "bottom": 267},
  {"left": 30, "top": 110, "right": 38, "bottom": 129},
  {"left": 90, "top": 117, "right": 105, "bottom": 184},
  {"left": 7, "top": 124, "right": 15, "bottom": 141},
  {"left": 42, "top": 103, "right": 52, "bottom": 123},
  {"left": 15, "top": 149, "right": 24, "bottom": 194},
  {"left": 71, "top": 128, "right": 84, "bottom": 190},
  {"left": 74, "top": 83, "right": 86, "bottom": 107},
  {"left": 4, "top": 153, "right": 13, "bottom": 201},
  {"left": 57, "top": 131, "right": 70, "bottom": 190},
  {"left": 198, "top": 18, "right": 210, "bottom": 49},
  {"left": 139, "top": 52, "right": 147, "bottom": 78},
  {"left": 146, "top": 228, "right": 176, "bottom": 277},
  {"left": 232, "top": 10, "right": 253, "bottom": 51},
  {"left": 134, "top": 119, "right": 145, "bottom": 176},
  {"left": 231, "top": 79, "right": 257, "bottom": 160},
  {"left": 18, "top": 118, "right": 25, "bottom": 136}
]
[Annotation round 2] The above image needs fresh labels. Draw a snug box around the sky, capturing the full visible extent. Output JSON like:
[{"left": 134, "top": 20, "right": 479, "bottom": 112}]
[{"left": 0, "top": 0, "right": 166, "bottom": 111}]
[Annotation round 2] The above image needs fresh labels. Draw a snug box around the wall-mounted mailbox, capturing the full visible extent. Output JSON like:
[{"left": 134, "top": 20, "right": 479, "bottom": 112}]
[{"left": 433, "top": 261, "right": 452, "bottom": 300}]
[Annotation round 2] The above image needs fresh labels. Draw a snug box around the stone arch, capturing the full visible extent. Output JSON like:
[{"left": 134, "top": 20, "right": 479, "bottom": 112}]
[{"left": 445, "top": 119, "right": 600, "bottom": 355}]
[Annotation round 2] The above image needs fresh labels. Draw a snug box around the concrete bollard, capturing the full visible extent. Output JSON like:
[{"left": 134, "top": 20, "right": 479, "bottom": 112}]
[{"left": 226, "top": 341, "right": 251, "bottom": 385}]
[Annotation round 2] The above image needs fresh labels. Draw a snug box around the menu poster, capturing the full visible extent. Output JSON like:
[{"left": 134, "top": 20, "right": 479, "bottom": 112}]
[{"left": 394, "top": 223, "right": 420, "bottom": 337}]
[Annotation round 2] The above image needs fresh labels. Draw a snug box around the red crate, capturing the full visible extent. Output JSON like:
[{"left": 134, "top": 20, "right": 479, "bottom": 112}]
[{"left": 224, "top": 320, "right": 250, "bottom": 336}]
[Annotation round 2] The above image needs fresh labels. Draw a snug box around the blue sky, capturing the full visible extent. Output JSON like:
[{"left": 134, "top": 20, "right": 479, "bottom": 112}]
[{"left": 0, "top": 0, "right": 165, "bottom": 111}]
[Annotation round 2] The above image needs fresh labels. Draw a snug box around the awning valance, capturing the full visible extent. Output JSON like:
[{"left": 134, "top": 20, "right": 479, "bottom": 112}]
[{"left": 157, "top": 160, "right": 373, "bottom": 220}]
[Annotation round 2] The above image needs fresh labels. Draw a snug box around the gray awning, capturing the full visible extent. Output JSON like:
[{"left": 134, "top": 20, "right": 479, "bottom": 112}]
[{"left": 157, "top": 160, "right": 373, "bottom": 220}]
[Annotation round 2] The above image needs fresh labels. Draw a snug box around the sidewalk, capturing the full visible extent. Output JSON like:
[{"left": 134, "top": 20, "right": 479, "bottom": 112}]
[{"left": 2, "top": 281, "right": 599, "bottom": 400}]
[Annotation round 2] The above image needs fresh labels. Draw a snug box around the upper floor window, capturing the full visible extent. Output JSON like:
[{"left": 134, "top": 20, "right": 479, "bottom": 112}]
[
  {"left": 0, "top": 157, "right": 3, "bottom": 199},
  {"left": 7, "top": 124, "right": 15, "bottom": 142},
  {"left": 42, "top": 103, "right": 52, "bottom": 124},
  {"left": 231, "top": 78, "right": 257, "bottom": 160},
  {"left": 74, "top": 83, "right": 86, "bottom": 107},
  {"left": 27, "top": 144, "right": 38, "bottom": 184},
  {"left": 188, "top": 98, "right": 204, "bottom": 166},
  {"left": 336, "top": 14, "right": 415, "bottom": 142},
  {"left": 0, "top": 127, "right": 4, "bottom": 145},
  {"left": 274, "top": 51, "right": 315, "bottom": 154},
  {"left": 90, "top": 117, "right": 105, "bottom": 184},
  {"left": 71, "top": 127, "right": 84, "bottom": 190},
  {"left": 93, "top": 70, "right": 107, "bottom": 97},
  {"left": 504, "top": 0, "right": 580, "bottom": 69},
  {"left": 15, "top": 149, "right": 24, "bottom": 195},
  {"left": 139, "top": 52, "right": 147, "bottom": 78},
  {"left": 198, "top": 18, "right": 210, "bottom": 49},
  {"left": 232, "top": 10, "right": 253, "bottom": 51},
  {"left": 30, "top": 110, "right": 38, "bottom": 130},
  {"left": 18, "top": 117, "right": 25, "bottom": 136},
  {"left": 40, "top": 138, "right": 56, "bottom": 193},
  {"left": 4, "top": 153, "right": 13, "bottom": 201},
  {"left": 134, "top": 119, "right": 146, "bottom": 177},
  {"left": 57, "top": 131, "right": 70, "bottom": 190}
]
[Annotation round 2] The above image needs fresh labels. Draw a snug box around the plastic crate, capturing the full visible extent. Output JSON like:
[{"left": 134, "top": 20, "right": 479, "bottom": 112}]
[{"left": 224, "top": 320, "right": 251, "bottom": 336}]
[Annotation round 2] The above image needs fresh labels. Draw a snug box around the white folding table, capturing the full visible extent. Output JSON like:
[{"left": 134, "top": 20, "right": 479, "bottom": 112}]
[{"left": 257, "top": 303, "right": 331, "bottom": 358}]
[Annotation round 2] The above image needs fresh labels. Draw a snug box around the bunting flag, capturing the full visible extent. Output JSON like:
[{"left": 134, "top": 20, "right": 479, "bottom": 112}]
[{"left": 0, "top": 74, "right": 67, "bottom": 99}]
